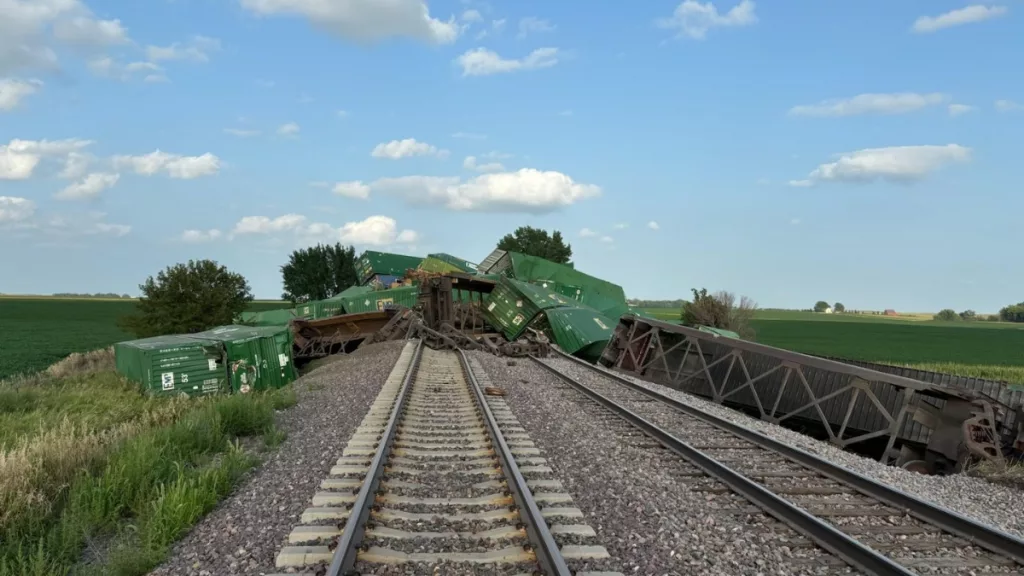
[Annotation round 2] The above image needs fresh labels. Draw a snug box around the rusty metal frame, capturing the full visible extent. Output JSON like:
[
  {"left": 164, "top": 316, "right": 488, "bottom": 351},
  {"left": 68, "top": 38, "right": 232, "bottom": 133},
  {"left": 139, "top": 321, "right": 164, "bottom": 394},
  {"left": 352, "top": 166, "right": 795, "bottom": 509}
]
[{"left": 603, "top": 316, "right": 987, "bottom": 463}]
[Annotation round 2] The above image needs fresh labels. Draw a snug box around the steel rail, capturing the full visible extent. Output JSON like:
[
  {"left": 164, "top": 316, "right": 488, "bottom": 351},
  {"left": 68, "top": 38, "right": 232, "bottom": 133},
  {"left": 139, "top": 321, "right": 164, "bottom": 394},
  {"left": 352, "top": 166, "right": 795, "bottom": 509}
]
[
  {"left": 551, "top": 348, "right": 1024, "bottom": 567},
  {"left": 459, "top": 350, "right": 572, "bottom": 576},
  {"left": 326, "top": 340, "right": 424, "bottom": 576},
  {"left": 529, "top": 355, "right": 915, "bottom": 576}
]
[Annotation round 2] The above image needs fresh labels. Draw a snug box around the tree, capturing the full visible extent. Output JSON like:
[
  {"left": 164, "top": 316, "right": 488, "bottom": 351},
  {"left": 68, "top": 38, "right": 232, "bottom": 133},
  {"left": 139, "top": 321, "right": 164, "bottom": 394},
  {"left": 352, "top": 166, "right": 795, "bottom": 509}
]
[
  {"left": 280, "top": 243, "right": 359, "bottom": 303},
  {"left": 119, "top": 259, "right": 253, "bottom": 338},
  {"left": 959, "top": 309, "right": 977, "bottom": 321},
  {"left": 813, "top": 301, "right": 830, "bottom": 313},
  {"left": 999, "top": 302, "right": 1024, "bottom": 323},
  {"left": 833, "top": 302, "right": 845, "bottom": 313},
  {"left": 933, "top": 309, "right": 959, "bottom": 321},
  {"left": 496, "top": 226, "right": 572, "bottom": 264},
  {"left": 681, "top": 288, "right": 758, "bottom": 339}
]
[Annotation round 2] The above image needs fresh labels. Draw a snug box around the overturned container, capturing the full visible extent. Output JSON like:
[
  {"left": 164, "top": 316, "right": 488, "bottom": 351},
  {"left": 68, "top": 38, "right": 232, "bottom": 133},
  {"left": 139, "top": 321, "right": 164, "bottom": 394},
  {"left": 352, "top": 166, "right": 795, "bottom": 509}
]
[
  {"left": 114, "top": 335, "right": 229, "bottom": 397},
  {"left": 188, "top": 325, "right": 296, "bottom": 394}
]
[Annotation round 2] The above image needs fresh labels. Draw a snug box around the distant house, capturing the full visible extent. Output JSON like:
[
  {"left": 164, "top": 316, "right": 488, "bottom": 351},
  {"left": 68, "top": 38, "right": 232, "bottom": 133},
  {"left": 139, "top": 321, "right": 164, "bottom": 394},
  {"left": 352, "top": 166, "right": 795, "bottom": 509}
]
[{"left": 884, "top": 309, "right": 897, "bottom": 316}]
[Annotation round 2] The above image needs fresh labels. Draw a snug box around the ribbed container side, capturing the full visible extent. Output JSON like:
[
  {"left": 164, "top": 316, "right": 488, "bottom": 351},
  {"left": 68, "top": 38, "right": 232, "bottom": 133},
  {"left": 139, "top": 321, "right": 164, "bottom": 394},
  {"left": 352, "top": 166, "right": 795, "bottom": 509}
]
[
  {"left": 477, "top": 249, "right": 507, "bottom": 273},
  {"left": 482, "top": 277, "right": 575, "bottom": 341},
  {"left": 115, "top": 335, "right": 228, "bottom": 397},
  {"left": 544, "top": 306, "right": 615, "bottom": 359},
  {"left": 238, "top": 307, "right": 296, "bottom": 327},
  {"left": 418, "top": 257, "right": 463, "bottom": 274},
  {"left": 492, "top": 251, "right": 628, "bottom": 319},
  {"left": 427, "top": 252, "right": 478, "bottom": 273},
  {"left": 357, "top": 250, "right": 423, "bottom": 283},
  {"left": 336, "top": 285, "right": 373, "bottom": 300},
  {"left": 341, "top": 285, "right": 419, "bottom": 313},
  {"left": 188, "top": 325, "right": 296, "bottom": 393}
]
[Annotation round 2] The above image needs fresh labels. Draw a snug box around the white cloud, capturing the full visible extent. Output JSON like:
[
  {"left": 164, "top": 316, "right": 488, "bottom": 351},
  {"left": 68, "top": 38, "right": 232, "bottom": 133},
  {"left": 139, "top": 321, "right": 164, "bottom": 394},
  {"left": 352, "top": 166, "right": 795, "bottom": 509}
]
[
  {"left": 518, "top": 17, "right": 556, "bottom": 38},
  {"left": 144, "top": 74, "right": 169, "bottom": 83},
  {"left": 613, "top": 223, "right": 628, "bottom": 229},
  {"left": 794, "top": 144, "right": 971, "bottom": 186},
  {"left": 146, "top": 36, "right": 220, "bottom": 62},
  {"left": 60, "top": 152, "right": 91, "bottom": 179},
  {"left": 181, "top": 228, "right": 223, "bottom": 243},
  {"left": 788, "top": 93, "right": 947, "bottom": 117},
  {"left": 599, "top": 235, "right": 614, "bottom": 243},
  {"left": 92, "top": 222, "right": 130, "bottom": 237},
  {"left": 788, "top": 179, "right": 813, "bottom": 187},
  {"left": 456, "top": 47, "right": 559, "bottom": 76},
  {"left": 233, "top": 214, "right": 308, "bottom": 235},
  {"left": 948, "top": 104, "right": 975, "bottom": 117},
  {"left": 462, "top": 9, "right": 482, "bottom": 23},
  {"left": 463, "top": 155, "right": 504, "bottom": 172},
  {"left": 52, "top": 16, "right": 129, "bottom": 46},
  {"left": 224, "top": 128, "right": 261, "bottom": 137},
  {"left": 0, "top": 78, "right": 43, "bottom": 111},
  {"left": 656, "top": 0, "right": 757, "bottom": 40},
  {"left": 371, "top": 138, "right": 448, "bottom": 159},
  {"left": 648, "top": 221, "right": 660, "bottom": 230},
  {"left": 332, "top": 180, "right": 371, "bottom": 199},
  {"left": 452, "top": 131, "right": 486, "bottom": 139},
  {"left": 336, "top": 109, "right": 349, "bottom": 118},
  {"left": 239, "top": 0, "right": 459, "bottom": 45},
  {"left": 579, "top": 227, "right": 597, "bottom": 237},
  {"left": 371, "top": 168, "right": 600, "bottom": 213},
  {"left": 0, "top": 196, "right": 35, "bottom": 223},
  {"left": 336, "top": 215, "right": 417, "bottom": 246},
  {"left": 396, "top": 229, "right": 419, "bottom": 243},
  {"left": 996, "top": 99, "right": 1022, "bottom": 112},
  {"left": 0, "top": 138, "right": 93, "bottom": 180},
  {"left": 229, "top": 213, "right": 418, "bottom": 247},
  {"left": 911, "top": 5, "right": 1008, "bottom": 33},
  {"left": 113, "top": 150, "right": 221, "bottom": 179},
  {"left": 87, "top": 57, "right": 164, "bottom": 81},
  {"left": 492, "top": 19, "right": 507, "bottom": 32},
  {"left": 55, "top": 172, "right": 119, "bottom": 200},
  {"left": 277, "top": 122, "right": 301, "bottom": 137}
]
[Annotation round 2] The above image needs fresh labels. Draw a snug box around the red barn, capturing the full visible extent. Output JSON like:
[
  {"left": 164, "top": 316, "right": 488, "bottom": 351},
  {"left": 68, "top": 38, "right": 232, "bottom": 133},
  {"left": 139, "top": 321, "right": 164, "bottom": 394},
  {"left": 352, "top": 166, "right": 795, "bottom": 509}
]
[{"left": 884, "top": 309, "right": 897, "bottom": 316}]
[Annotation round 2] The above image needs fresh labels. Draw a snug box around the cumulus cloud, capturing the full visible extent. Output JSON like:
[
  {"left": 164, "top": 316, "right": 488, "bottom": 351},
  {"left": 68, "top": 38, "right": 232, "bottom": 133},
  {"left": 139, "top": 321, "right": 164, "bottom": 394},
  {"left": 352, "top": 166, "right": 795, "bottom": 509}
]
[
  {"left": 462, "top": 9, "right": 482, "bottom": 23},
  {"left": 146, "top": 36, "right": 220, "bottom": 62},
  {"left": 92, "top": 222, "right": 131, "bottom": 237},
  {"left": 0, "top": 138, "right": 93, "bottom": 180},
  {"left": 229, "top": 213, "right": 418, "bottom": 247},
  {"left": 60, "top": 152, "right": 92, "bottom": 179},
  {"left": 239, "top": 0, "right": 459, "bottom": 44},
  {"left": 55, "top": 172, "right": 119, "bottom": 200},
  {"left": 332, "top": 181, "right": 371, "bottom": 199},
  {"left": 455, "top": 47, "right": 559, "bottom": 76},
  {"left": 656, "top": 0, "right": 757, "bottom": 40},
  {"left": 0, "top": 78, "right": 43, "bottom": 111},
  {"left": 277, "top": 122, "right": 301, "bottom": 137},
  {"left": 463, "top": 155, "right": 504, "bottom": 172},
  {"left": 948, "top": 104, "right": 975, "bottom": 117},
  {"left": 599, "top": 235, "right": 614, "bottom": 243},
  {"left": 579, "top": 228, "right": 597, "bottom": 237},
  {"left": 996, "top": 99, "right": 1022, "bottom": 112},
  {"left": 224, "top": 128, "right": 261, "bottom": 137},
  {"left": 181, "top": 229, "right": 223, "bottom": 243},
  {"left": 648, "top": 221, "right": 660, "bottom": 230},
  {"left": 371, "top": 168, "right": 600, "bottom": 213},
  {"left": 87, "top": 57, "right": 164, "bottom": 81},
  {"left": 233, "top": 214, "right": 308, "bottom": 235},
  {"left": 371, "top": 138, "right": 448, "bottom": 159},
  {"left": 113, "top": 150, "right": 221, "bottom": 179},
  {"left": 911, "top": 5, "right": 1008, "bottom": 33},
  {"left": 52, "top": 16, "right": 129, "bottom": 46},
  {"left": 0, "top": 196, "right": 35, "bottom": 223},
  {"left": 792, "top": 144, "right": 971, "bottom": 186},
  {"left": 518, "top": 17, "right": 556, "bottom": 38},
  {"left": 788, "top": 93, "right": 947, "bottom": 117}
]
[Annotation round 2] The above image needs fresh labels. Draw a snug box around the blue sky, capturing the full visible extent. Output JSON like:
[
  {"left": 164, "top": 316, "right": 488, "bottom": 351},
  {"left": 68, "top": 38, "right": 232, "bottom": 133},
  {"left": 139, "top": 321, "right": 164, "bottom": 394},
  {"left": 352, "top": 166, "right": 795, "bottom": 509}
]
[{"left": 0, "top": 0, "right": 1020, "bottom": 312}]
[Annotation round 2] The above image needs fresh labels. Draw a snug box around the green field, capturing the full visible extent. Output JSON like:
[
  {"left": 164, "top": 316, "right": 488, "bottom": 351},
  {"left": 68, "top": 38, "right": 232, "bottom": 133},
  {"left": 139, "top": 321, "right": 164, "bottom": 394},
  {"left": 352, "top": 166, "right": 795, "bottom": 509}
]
[{"left": 0, "top": 298, "right": 289, "bottom": 380}]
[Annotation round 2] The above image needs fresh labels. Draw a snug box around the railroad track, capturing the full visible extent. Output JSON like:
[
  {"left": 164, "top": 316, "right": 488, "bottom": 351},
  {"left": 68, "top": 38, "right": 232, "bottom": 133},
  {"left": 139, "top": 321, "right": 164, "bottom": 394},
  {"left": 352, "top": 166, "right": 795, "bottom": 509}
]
[
  {"left": 531, "top": 352, "right": 1024, "bottom": 576},
  {"left": 272, "top": 341, "right": 620, "bottom": 575}
]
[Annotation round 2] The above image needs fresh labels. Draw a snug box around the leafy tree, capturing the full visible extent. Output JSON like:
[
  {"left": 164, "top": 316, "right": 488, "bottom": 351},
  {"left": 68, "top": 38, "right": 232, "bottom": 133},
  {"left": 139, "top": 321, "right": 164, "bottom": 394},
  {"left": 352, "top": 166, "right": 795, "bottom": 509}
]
[
  {"left": 933, "top": 309, "right": 960, "bottom": 321},
  {"left": 496, "top": 226, "right": 572, "bottom": 264},
  {"left": 681, "top": 288, "right": 758, "bottom": 339},
  {"left": 959, "top": 309, "right": 977, "bottom": 321},
  {"left": 833, "top": 302, "right": 845, "bottom": 313},
  {"left": 119, "top": 259, "right": 253, "bottom": 338},
  {"left": 281, "top": 243, "right": 359, "bottom": 303},
  {"left": 813, "top": 301, "right": 830, "bottom": 313},
  {"left": 999, "top": 302, "right": 1024, "bottom": 323}
]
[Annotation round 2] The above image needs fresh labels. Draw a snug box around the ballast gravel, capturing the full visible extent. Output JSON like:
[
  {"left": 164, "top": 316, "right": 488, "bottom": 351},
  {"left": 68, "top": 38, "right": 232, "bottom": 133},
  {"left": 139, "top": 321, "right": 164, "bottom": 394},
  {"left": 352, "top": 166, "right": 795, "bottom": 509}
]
[
  {"left": 547, "top": 356, "right": 1024, "bottom": 541},
  {"left": 469, "top": 351, "right": 852, "bottom": 576},
  {"left": 148, "top": 340, "right": 408, "bottom": 576}
]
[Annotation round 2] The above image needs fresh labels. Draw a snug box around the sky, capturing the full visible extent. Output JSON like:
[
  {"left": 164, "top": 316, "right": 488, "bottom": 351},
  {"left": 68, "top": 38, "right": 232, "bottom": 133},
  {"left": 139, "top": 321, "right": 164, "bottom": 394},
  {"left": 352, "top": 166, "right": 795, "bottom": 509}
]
[{"left": 0, "top": 0, "right": 1021, "bottom": 312}]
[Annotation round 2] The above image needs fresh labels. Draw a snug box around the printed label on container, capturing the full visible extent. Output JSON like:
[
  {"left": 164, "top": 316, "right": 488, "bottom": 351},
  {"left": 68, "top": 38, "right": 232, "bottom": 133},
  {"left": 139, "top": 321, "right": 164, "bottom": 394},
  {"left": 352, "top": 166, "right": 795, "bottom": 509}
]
[
  {"left": 593, "top": 317, "right": 609, "bottom": 330},
  {"left": 161, "top": 372, "right": 175, "bottom": 390},
  {"left": 512, "top": 314, "right": 525, "bottom": 326},
  {"left": 279, "top": 353, "right": 288, "bottom": 367},
  {"left": 487, "top": 302, "right": 497, "bottom": 311},
  {"left": 208, "top": 359, "right": 217, "bottom": 371}
]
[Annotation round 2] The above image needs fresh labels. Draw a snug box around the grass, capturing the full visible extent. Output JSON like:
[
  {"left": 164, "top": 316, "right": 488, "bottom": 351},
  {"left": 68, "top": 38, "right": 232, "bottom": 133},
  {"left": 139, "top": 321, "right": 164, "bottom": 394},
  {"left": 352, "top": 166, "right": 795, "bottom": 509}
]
[
  {"left": 0, "top": 298, "right": 289, "bottom": 380},
  {"left": 0, "top": 350, "right": 296, "bottom": 576}
]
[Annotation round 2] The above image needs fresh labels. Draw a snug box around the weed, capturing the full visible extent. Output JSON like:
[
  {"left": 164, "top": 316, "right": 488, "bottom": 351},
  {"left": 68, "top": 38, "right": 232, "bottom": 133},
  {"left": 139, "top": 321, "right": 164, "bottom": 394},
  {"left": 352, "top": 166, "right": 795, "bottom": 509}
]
[{"left": 263, "top": 426, "right": 288, "bottom": 449}]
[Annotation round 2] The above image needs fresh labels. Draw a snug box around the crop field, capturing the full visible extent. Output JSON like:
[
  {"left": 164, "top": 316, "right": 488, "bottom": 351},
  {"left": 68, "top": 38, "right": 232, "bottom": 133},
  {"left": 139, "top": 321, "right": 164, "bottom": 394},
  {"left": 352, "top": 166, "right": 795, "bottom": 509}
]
[
  {"left": 0, "top": 298, "right": 288, "bottom": 380},
  {"left": 638, "top": 307, "right": 1024, "bottom": 385}
]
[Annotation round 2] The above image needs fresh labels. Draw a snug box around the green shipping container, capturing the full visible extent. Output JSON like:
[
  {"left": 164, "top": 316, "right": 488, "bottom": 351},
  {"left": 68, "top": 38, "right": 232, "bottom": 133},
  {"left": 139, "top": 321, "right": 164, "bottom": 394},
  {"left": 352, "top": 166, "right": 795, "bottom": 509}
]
[
  {"left": 418, "top": 257, "right": 464, "bottom": 274},
  {"left": 114, "top": 335, "right": 229, "bottom": 397},
  {"left": 337, "top": 285, "right": 373, "bottom": 300},
  {"left": 544, "top": 306, "right": 615, "bottom": 362},
  {"left": 357, "top": 250, "right": 423, "bottom": 283},
  {"left": 237, "top": 307, "right": 297, "bottom": 327},
  {"left": 427, "top": 253, "right": 478, "bottom": 273},
  {"left": 189, "top": 325, "right": 296, "bottom": 393},
  {"left": 341, "top": 285, "right": 419, "bottom": 313},
  {"left": 483, "top": 277, "right": 575, "bottom": 341},
  {"left": 488, "top": 251, "right": 628, "bottom": 319}
]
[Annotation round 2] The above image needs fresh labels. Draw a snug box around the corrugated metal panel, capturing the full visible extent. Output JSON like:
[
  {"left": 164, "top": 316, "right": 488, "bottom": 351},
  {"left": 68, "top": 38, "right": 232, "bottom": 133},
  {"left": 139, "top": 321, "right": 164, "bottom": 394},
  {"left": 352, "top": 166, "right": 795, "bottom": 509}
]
[
  {"left": 357, "top": 250, "right": 423, "bottom": 283},
  {"left": 336, "top": 285, "right": 373, "bottom": 300},
  {"left": 427, "top": 253, "right": 478, "bottom": 273},
  {"left": 477, "top": 249, "right": 507, "bottom": 274},
  {"left": 293, "top": 303, "right": 316, "bottom": 320},
  {"left": 114, "top": 335, "right": 228, "bottom": 397},
  {"left": 495, "top": 251, "right": 629, "bottom": 319},
  {"left": 418, "top": 257, "right": 464, "bottom": 274},
  {"left": 237, "top": 308, "right": 296, "bottom": 327},
  {"left": 187, "top": 325, "right": 296, "bottom": 392},
  {"left": 544, "top": 306, "right": 615, "bottom": 360},
  {"left": 341, "top": 285, "right": 418, "bottom": 313},
  {"left": 482, "top": 277, "right": 574, "bottom": 340}
]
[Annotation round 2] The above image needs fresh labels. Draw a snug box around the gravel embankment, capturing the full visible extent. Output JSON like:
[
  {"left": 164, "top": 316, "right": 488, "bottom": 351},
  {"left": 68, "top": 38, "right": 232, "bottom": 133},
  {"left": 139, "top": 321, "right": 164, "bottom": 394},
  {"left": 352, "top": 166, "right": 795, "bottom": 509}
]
[
  {"left": 149, "top": 340, "right": 408, "bottom": 576},
  {"left": 470, "top": 352, "right": 854, "bottom": 576},
  {"left": 548, "top": 356, "right": 1024, "bottom": 541}
]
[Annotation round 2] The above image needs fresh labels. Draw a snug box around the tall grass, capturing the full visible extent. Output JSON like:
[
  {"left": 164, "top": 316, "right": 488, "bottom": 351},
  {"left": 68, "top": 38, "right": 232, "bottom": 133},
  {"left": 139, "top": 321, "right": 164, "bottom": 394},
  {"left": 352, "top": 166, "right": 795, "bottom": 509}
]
[{"left": 0, "top": 351, "right": 295, "bottom": 576}]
